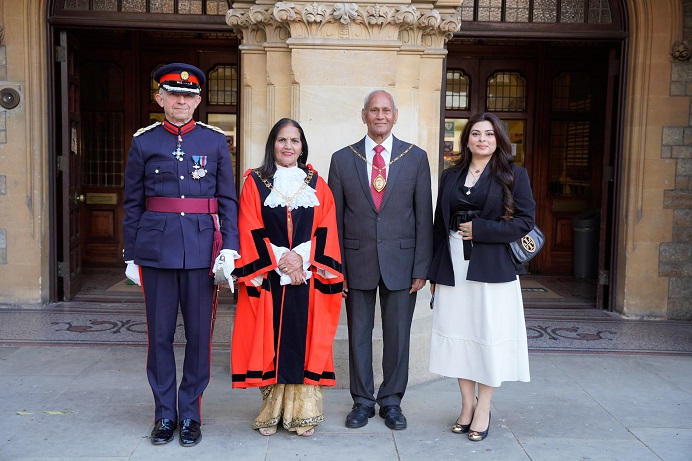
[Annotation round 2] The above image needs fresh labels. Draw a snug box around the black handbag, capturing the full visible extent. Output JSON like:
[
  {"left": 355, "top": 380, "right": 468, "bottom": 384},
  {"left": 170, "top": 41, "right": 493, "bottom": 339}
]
[{"left": 507, "top": 226, "right": 545, "bottom": 269}]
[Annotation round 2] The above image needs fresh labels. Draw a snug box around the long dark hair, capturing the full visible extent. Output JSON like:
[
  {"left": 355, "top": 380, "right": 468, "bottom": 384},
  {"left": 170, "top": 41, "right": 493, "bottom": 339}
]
[
  {"left": 256, "top": 118, "right": 309, "bottom": 179},
  {"left": 453, "top": 112, "right": 515, "bottom": 220}
]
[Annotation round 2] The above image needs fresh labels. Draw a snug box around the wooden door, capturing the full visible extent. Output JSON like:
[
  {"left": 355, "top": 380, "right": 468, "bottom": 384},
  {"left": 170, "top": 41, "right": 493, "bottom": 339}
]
[
  {"left": 532, "top": 46, "right": 609, "bottom": 274},
  {"left": 57, "top": 31, "right": 83, "bottom": 299},
  {"left": 79, "top": 43, "right": 134, "bottom": 267},
  {"left": 445, "top": 43, "right": 611, "bottom": 275}
]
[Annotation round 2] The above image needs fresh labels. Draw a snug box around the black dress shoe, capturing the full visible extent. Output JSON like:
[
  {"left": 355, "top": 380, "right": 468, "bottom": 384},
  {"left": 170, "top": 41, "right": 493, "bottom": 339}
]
[
  {"left": 151, "top": 418, "right": 176, "bottom": 445},
  {"left": 345, "top": 403, "right": 375, "bottom": 428},
  {"left": 179, "top": 419, "right": 202, "bottom": 447},
  {"left": 379, "top": 405, "right": 407, "bottom": 430}
]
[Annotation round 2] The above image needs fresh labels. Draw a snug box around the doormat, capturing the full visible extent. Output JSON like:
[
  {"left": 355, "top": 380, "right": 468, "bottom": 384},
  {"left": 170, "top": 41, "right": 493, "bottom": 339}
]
[{"left": 520, "top": 280, "right": 562, "bottom": 299}]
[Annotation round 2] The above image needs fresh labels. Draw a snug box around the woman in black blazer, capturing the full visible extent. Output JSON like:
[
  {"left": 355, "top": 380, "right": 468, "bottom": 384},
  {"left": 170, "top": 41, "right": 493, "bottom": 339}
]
[{"left": 427, "top": 113, "right": 534, "bottom": 442}]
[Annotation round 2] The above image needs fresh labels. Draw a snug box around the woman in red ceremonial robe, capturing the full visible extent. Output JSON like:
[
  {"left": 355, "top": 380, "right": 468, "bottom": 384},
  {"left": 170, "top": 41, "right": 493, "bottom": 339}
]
[{"left": 231, "top": 118, "right": 343, "bottom": 437}]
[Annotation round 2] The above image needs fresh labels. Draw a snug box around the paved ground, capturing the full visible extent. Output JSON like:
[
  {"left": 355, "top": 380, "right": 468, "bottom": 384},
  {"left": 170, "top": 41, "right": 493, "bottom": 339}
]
[{"left": 1, "top": 344, "right": 691, "bottom": 461}]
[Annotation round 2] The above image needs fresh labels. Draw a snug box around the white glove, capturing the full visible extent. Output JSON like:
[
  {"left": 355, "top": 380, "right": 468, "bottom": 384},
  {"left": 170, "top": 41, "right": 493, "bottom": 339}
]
[
  {"left": 213, "top": 249, "right": 239, "bottom": 292},
  {"left": 125, "top": 260, "right": 141, "bottom": 286}
]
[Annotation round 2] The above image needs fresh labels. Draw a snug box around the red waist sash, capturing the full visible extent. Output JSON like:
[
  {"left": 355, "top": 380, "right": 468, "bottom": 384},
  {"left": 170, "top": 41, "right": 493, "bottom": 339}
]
[{"left": 147, "top": 197, "right": 218, "bottom": 214}]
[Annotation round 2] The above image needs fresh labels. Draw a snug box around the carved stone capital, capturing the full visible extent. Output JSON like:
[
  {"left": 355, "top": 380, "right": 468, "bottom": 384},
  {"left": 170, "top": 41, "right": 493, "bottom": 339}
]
[{"left": 227, "top": 2, "right": 461, "bottom": 49}]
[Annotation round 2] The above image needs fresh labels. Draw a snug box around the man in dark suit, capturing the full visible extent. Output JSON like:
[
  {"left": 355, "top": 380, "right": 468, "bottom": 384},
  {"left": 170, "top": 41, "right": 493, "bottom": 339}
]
[
  {"left": 122, "top": 63, "right": 240, "bottom": 447},
  {"left": 328, "top": 90, "right": 433, "bottom": 430}
]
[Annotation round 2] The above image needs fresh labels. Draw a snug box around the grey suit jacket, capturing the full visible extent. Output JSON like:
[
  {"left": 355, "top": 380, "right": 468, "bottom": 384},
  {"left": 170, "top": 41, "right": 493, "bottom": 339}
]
[{"left": 328, "top": 135, "right": 433, "bottom": 291}]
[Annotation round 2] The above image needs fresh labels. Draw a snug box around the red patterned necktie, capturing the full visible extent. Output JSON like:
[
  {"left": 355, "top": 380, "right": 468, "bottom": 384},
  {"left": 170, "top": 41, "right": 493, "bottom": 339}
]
[{"left": 371, "top": 144, "right": 386, "bottom": 211}]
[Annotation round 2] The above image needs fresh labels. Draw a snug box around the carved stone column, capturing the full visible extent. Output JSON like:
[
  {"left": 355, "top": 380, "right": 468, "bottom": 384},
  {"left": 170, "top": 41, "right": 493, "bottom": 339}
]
[
  {"left": 227, "top": 2, "right": 461, "bottom": 387},
  {"left": 227, "top": 1, "right": 461, "bottom": 177}
]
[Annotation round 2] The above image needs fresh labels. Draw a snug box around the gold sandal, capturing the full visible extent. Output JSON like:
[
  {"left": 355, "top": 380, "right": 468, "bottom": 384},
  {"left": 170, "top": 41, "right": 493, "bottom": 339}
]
[
  {"left": 258, "top": 426, "right": 277, "bottom": 436},
  {"left": 298, "top": 427, "right": 315, "bottom": 437}
]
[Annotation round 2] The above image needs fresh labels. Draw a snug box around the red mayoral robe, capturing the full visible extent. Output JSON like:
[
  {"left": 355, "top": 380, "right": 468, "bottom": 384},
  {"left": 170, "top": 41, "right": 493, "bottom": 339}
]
[{"left": 231, "top": 167, "right": 343, "bottom": 388}]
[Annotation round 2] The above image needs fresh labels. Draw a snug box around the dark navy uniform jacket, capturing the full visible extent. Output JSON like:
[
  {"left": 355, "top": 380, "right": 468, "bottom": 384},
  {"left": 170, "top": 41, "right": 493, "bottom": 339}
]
[{"left": 122, "top": 121, "right": 240, "bottom": 269}]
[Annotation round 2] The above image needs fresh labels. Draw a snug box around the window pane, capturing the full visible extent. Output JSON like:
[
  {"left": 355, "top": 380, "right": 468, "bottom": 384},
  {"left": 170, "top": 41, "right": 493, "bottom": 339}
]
[
  {"left": 122, "top": 0, "right": 146, "bottom": 12},
  {"left": 588, "top": 0, "right": 612, "bottom": 23},
  {"left": 93, "top": 0, "right": 118, "bottom": 10},
  {"left": 150, "top": 0, "right": 175, "bottom": 13},
  {"left": 207, "top": 0, "right": 231, "bottom": 15},
  {"left": 446, "top": 70, "right": 469, "bottom": 110},
  {"left": 178, "top": 0, "right": 203, "bottom": 14},
  {"left": 560, "top": 0, "right": 585, "bottom": 23},
  {"left": 506, "top": 120, "right": 525, "bottom": 166},
  {"left": 208, "top": 65, "right": 238, "bottom": 105},
  {"left": 461, "top": 2, "right": 475, "bottom": 21},
  {"left": 533, "top": 0, "right": 558, "bottom": 23},
  {"left": 208, "top": 114, "right": 238, "bottom": 183},
  {"left": 487, "top": 72, "right": 526, "bottom": 112},
  {"left": 549, "top": 121, "right": 591, "bottom": 196},
  {"left": 506, "top": 0, "right": 530, "bottom": 23},
  {"left": 443, "top": 119, "right": 468, "bottom": 169},
  {"left": 64, "top": 0, "right": 89, "bottom": 9},
  {"left": 82, "top": 112, "right": 124, "bottom": 187},
  {"left": 477, "top": 0, "right": 502, "bottom": 22}
]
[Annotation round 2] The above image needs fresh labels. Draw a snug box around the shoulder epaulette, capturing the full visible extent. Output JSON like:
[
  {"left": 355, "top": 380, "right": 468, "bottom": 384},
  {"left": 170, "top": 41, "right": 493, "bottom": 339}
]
[
  {"left": 133, "top": 122, "right": 161, "bottom": 137},
  {"left": 197, "top": 121, "right": 225, "bottom": 135}
]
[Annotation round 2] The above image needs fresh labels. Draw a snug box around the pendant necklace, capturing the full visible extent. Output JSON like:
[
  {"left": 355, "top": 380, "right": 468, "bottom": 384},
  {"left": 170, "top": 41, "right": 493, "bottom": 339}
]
[{"left": 466, "top": 165, "right": 485, "bottom": 195}]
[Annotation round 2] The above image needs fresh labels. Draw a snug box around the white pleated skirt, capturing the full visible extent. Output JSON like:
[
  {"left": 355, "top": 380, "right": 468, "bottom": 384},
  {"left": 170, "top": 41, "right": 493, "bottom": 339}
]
[{"left": 429, "top": 232, "right": 530, "bottom": 387}]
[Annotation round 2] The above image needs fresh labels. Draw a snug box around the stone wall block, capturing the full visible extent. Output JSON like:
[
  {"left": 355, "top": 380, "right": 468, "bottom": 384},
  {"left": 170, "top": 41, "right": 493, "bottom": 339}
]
[
  {"left": 667, "top": 298, "right": 692, "bottom": 320},
  {"left": 685, "top": 127, "right": 692, "bottom": 145},
  {"left": 671, "top": 81, "right": 686, "bottom": 96},
  {"left": 678, "top": 158, "right": 692, "bottom": 175},
  {"left": 673, "top": 208, "right": 692, "bottom": 225},
  {"left": 0, "top": 229, "right": 6, "bottom": 264},
  {"left": 662, "top": 145, "right": 672, "bottom": 158},
  {"left": 669, "top": 277, "right": 692, "bottom": 298},
  {"left": 659, "top": 242, "right": 692, "bottom": 262},
  {"left": 664, "top": 190, "right": 692, "bottom": 208},
  {"left": 672, "top": 145, "right": 692, "bottom": 159},
  {"left": 675, "top": 176, "right": 690, "bottom": 189},
  {"left": 672, "top": 62, "right": 692, "bottom": 81},
  {"left": 672, "top": 226, "right": 692, "bottom": 242},
  {"left": 663, "top": 126, "right": 684, "bottom": 145},
  {"left": 659, "top": 261, "right": 689, "bottom": 277}
]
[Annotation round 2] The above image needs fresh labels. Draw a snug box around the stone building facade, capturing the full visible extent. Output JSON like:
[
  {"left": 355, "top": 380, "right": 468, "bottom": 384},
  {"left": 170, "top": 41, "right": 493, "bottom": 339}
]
[{"left": 0, "top": 0, "right": 689, "bottom": 321}]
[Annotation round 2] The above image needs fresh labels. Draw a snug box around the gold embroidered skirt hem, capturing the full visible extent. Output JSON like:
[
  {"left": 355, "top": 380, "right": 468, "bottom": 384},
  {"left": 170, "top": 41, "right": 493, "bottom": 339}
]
[{"left": 253, "top": 384, "right": 324, "bottom": 434}]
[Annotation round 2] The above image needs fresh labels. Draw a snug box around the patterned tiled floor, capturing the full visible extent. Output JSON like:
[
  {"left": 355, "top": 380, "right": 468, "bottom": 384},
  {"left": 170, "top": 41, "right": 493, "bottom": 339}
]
[
  {"left": 2, "top": 268, "right": 687, "bottom": 354},
  {"left": 1, "top": 302, "right": 690, "bottom": 355}
]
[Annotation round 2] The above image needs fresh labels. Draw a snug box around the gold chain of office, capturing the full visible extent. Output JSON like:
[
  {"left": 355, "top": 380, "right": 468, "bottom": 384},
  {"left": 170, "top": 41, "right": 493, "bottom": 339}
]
[
  {"left": 255, "top": 169, "right": 314, "bottom": 210},
  {"left": 348, "top": 144, "right": 414, "bottom": 192}
]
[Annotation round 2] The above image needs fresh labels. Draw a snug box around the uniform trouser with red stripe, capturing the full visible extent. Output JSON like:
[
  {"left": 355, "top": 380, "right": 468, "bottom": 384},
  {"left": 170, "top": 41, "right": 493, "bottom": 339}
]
[{"left": 141, "top": 266, "right": 214, "bottom": 423}]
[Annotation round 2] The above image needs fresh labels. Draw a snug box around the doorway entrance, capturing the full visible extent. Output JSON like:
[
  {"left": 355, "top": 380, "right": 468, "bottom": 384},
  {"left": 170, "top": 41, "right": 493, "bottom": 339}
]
[
  {"left": 444, "top": 40, "right": 622, "bottom": 309},
  {"left": 51, "top": 27, "right": 240, "bottom": 302}
]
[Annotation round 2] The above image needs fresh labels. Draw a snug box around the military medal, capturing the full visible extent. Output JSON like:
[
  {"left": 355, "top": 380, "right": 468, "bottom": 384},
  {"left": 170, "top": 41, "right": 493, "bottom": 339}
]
[
  {"left": 191, "top": 156, "right": 207, "bottom": 180},
  {"left": 172, "top": 134, "right": 185, "bottom": 161}
]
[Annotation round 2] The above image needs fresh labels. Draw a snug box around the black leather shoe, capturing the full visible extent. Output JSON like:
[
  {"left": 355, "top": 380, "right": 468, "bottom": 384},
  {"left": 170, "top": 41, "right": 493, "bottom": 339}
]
[
  {"left": 345, "top": 403, "right": 375, "bottom": 428},
  {"left": 179, "top": 419, "right": 202, "bottom": 447},
  {"left": 379, "top": 405, "right": 407, "bottom": 430},
  {"left": 151, "top": 418, "right": 176, "bottom": 445}
]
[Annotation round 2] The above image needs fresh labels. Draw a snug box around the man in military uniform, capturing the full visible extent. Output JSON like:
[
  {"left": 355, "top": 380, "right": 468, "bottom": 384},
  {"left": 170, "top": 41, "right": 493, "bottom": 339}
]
[{"left": 122, "top": 63, "right": 240, "bottom": 447}]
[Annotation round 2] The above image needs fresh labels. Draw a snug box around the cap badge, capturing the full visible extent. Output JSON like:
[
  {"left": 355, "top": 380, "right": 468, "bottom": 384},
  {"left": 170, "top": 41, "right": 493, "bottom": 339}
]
[{"left": 180, "top": 71, "right": 189, "bottom": 81}]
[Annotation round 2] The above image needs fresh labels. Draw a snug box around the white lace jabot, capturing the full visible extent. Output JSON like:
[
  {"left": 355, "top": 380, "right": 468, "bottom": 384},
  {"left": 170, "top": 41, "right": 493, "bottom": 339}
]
[{"left": 263, "top": 164, "right": 320, "bottom": 209}]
